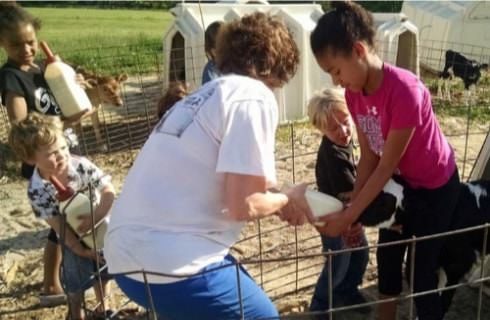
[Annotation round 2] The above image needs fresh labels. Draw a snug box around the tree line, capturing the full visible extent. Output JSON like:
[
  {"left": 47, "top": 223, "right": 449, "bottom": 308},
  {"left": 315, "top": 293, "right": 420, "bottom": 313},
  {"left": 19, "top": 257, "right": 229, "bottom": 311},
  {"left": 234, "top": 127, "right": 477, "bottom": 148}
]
[{"left": 21, "top": 1, "right": 403, "bottom": 13}]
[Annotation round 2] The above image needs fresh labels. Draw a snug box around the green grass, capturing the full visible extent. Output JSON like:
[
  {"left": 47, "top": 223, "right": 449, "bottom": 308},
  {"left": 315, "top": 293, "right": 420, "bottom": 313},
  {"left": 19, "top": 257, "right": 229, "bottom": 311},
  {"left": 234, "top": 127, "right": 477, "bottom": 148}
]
[
  {"left": 434, "top": 102, "right": 490, "bottom": 123},
  {"left": 425, "top": 77, "right": 490, "bottom": 124},
  {"left": 0, "top": 7, "right": 174, "bottom": 74}
]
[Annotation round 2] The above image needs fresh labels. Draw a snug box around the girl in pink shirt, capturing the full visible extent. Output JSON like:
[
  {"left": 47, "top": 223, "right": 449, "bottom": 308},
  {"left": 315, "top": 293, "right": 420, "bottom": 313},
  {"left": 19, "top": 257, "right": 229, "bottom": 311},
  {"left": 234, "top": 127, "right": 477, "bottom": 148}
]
[{"left": 309, "top": 2, "right": 460, "bottom": 320}]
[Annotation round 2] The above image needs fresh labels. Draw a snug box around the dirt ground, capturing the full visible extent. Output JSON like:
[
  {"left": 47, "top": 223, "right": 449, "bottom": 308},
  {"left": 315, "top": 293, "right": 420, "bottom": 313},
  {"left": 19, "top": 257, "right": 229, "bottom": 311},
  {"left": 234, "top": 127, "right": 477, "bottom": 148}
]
[{"left": 1, "top": 116, "right": 489, "bottom": 319}]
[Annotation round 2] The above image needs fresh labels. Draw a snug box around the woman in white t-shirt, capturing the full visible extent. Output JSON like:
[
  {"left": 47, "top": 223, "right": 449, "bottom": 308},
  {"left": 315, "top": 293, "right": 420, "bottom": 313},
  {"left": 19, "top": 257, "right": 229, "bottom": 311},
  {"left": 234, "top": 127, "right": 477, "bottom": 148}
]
[{"left": 104, "top": 12, "right": 307, "bottom": 320}]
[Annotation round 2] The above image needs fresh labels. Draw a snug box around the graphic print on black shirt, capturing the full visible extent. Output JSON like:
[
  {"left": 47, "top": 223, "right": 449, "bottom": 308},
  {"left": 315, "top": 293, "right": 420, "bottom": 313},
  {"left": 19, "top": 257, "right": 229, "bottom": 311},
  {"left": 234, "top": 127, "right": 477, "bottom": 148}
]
[
  {"left": 34, "top": 86, "right": 60, "bottom": 114},
  {"left": 0, "top": 60, "right": 61, "bottom": 116}
]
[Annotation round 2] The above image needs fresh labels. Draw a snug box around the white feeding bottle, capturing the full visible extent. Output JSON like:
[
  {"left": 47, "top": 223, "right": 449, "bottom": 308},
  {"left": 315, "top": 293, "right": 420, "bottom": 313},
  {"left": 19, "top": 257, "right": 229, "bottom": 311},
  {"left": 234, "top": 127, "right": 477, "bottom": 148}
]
[
  {"left": 304, "top": 189, "right": 343, "bottom": 227},
  {"left": 50, "top": 175, "right": 107, "bottom": 249},
  {"left": 40, "top": 41, "right": 92, "bottom": 118}
]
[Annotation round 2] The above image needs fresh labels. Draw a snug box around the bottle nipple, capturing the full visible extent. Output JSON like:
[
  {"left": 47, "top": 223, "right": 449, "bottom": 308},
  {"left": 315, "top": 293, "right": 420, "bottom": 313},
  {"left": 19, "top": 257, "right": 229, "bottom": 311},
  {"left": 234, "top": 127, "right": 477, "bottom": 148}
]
[
  {"left": 39, "top": 41, "right": 57, "bottom": 64},
  {"left": 49, "top": 176, "right": 74, "bottom": 201}
]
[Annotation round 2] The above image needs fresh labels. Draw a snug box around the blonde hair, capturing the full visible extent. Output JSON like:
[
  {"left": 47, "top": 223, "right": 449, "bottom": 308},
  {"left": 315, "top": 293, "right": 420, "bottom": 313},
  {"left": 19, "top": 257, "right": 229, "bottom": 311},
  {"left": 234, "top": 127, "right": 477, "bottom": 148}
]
[
  {"left": 9, "top": 113, "right": 64, "bottom": 161},
  {"left": 307, "top": 88, "right": 349, "bottom": 131}
]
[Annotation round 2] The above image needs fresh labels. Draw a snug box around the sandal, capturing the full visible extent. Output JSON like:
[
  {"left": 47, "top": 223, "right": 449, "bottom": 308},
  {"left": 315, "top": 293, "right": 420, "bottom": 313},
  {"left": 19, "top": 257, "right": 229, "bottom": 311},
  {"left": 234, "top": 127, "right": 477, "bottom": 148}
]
[{"left": 39, "top": 292, "right": 67, "bottom": 308}]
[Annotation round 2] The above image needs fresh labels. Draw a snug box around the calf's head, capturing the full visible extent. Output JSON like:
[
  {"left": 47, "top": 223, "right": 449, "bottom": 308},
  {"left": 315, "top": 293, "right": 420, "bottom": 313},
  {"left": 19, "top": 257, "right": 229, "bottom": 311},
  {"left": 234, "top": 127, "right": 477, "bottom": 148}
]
[
  {"left": 357, "top": 179, "right": 405, "bottom": 229},
  {"left": 86, "top": 74, "right": 128, "bottom": 107}
]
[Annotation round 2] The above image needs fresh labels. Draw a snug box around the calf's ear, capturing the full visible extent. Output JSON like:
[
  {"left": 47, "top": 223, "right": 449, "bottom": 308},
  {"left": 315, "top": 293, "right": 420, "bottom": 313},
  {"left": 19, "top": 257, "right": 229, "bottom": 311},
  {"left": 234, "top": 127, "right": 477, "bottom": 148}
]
[{"left": 117, "top": 74, "right": 128, "bottom": 82}]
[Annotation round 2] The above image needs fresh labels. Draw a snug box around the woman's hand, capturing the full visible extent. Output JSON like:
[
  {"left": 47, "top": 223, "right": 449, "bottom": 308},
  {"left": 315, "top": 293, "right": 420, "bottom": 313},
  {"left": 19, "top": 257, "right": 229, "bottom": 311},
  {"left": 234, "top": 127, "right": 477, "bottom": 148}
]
[
  {"left": 278, "top": 183, "right": 313, "bottom": 226},
  {"left": 314, "top": 206, "right": 357, "bottom": 237}
]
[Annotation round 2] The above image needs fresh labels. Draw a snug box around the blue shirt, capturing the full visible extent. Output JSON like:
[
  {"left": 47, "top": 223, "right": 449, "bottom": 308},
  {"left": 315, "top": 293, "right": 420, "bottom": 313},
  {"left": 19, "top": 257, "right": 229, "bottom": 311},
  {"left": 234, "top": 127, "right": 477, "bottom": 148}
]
[{"left": 201, "top": 60, "right": 219, "bottom": 85}]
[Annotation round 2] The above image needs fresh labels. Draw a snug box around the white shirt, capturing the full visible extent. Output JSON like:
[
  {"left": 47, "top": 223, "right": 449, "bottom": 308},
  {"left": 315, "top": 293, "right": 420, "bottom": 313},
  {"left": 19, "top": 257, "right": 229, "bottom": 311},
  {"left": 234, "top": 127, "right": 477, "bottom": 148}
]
[
  {"left": 104, "top": 75, "right": 278, "bottom": 283},
  {"left": 28, "top": 155, "right": 111, "bottom": 220}
]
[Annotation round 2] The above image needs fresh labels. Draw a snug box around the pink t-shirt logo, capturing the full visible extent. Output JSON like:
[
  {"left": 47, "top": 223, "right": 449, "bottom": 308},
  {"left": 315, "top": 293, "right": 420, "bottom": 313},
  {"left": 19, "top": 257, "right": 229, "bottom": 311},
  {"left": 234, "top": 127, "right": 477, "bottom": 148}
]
[
  {"left": 368, "top": 105, "right": 378, "bottom": 116},
  {"left": 357, "top": 112, "right": 384, "bottom": 156}
]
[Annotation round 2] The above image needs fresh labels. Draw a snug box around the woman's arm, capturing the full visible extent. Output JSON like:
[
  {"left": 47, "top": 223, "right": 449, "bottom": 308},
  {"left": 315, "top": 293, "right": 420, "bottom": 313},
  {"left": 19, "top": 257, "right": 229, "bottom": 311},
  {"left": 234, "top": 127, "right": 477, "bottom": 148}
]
[
  {"left": 5, "top": 91, "right": 29, "bottom": 124},
  {"left": 224, "top": 172, "right": 288, "bottom": 221},
  {"left": 317, "top": 127, "right": 415, "bottom": 236}
]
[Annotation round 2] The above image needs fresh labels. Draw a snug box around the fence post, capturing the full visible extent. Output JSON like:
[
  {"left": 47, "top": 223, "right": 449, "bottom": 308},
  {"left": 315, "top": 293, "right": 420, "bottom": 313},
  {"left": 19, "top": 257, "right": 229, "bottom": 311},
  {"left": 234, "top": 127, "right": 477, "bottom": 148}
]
[{"left": 409, "top": 235, "right": 417, "bottom": 320}]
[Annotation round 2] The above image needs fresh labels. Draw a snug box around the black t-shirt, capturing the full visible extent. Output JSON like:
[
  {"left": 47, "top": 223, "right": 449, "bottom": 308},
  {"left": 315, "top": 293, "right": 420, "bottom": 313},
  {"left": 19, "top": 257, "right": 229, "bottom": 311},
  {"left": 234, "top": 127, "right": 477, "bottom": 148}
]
[
  {"left": 0, "top": 60, "right": 63, "bottom": 179},
  {"left": 315, "top": 136, "right": 356, "bottom": 198},
  {"left": 0, "top": 59, "right": 61, "bottom": 116}
]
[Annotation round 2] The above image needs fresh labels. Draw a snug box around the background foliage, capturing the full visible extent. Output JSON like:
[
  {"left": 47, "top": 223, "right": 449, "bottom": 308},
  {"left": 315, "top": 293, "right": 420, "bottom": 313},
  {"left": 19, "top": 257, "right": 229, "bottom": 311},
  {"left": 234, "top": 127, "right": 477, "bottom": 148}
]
[{"left": 22, "top": 1, "right": 403, "bottom": 12}]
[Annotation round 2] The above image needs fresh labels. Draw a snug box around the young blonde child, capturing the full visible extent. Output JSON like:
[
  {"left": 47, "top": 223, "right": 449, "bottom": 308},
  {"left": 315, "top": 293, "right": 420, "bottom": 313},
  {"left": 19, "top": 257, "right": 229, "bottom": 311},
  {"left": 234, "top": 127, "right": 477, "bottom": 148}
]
[
  {"left": 307, "top": 88, "right": 370, "bottom": 316},
  {"left": 9, "top": 113, "right": 114, "bottom": 320}
]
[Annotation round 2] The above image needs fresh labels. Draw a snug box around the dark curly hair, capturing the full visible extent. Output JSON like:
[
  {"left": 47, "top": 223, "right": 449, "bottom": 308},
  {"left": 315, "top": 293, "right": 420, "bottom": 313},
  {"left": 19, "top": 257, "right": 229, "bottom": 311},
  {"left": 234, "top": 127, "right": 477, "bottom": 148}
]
[
  {"left": 215, "top": 12, "right": 299, "bottom": 88},
  {"left": 156, "top": 81, "right": 190, "bottom": 119},
  {"left": 0, "top": 2, "right": 41, "bottom": 41},
  {"left": 310, "top": 1, "right": 375, "bottom": 57}
]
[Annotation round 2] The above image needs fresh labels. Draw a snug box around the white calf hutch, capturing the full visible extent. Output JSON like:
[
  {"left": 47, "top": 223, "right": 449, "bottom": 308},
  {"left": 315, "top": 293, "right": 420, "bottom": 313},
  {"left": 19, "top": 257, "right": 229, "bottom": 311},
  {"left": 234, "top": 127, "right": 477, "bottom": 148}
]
[
  {"left": 162, "top": 2, "right": 420, "bottom": 122},
  {"left": 402, "top": 0, "right": 490, "bottom": 69}
]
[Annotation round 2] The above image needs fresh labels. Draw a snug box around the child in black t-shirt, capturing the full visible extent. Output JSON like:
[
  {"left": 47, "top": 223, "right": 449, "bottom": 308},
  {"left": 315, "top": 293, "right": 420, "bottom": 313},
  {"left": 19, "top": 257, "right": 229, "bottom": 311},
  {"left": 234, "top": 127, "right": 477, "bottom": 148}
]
[{"left": 307, "top": 88, "right": 370, "bottom": 316}]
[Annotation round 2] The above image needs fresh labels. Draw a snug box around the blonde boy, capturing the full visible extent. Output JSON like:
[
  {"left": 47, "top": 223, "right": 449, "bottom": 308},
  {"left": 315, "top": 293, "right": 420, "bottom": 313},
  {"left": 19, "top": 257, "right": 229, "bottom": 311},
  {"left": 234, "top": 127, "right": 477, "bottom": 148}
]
[
  {"left": 308, "top": 88, "right": 353, "bottom": 146},
  {"left": 307, "top": 88, "right": 370, "bottom": 315},
  {"left": 9, "top": 113, "right": 114, "bottom": 320}
]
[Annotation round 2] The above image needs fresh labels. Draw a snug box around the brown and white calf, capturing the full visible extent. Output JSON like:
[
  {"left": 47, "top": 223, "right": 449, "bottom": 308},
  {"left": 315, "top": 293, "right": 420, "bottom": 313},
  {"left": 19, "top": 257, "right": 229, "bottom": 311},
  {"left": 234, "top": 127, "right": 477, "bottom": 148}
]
[{"left": 77, "top": 68, "right": 128, "bottom": 151}]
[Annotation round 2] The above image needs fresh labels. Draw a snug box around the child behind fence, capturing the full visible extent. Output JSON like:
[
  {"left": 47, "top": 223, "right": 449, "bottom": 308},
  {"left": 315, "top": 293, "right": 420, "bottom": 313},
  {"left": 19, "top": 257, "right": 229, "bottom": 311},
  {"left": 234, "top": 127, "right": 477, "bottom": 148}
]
[
  {"left": 307, "top": 88, "right": 370, "bottom": 316},
  {"left": 156, "top": 81, "right": 189, "bottom": 120},
  {"left": 201, "top": 21, "right": 224, "bottom": 85},
  {"left": 9, "top": 113, "right": 114, "bottom": 320}
]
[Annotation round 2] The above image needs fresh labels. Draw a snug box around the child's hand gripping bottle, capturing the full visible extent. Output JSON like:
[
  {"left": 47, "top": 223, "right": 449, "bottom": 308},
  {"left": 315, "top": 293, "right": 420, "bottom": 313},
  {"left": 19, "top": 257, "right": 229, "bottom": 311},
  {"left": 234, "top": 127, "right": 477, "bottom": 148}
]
[
  {"left": 40, "top": 41, "right": 92, "bottom": 118},
  {"left": 50, "top": 176, "right": 107, "bottom": 250}
]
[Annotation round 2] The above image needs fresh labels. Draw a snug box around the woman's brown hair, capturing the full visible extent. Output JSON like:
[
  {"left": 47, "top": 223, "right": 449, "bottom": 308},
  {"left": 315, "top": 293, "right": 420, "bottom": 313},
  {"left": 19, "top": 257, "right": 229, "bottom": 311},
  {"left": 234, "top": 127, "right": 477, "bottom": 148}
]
[{"left": 215, "top": 12, "right": 299, "bottom": 87}]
